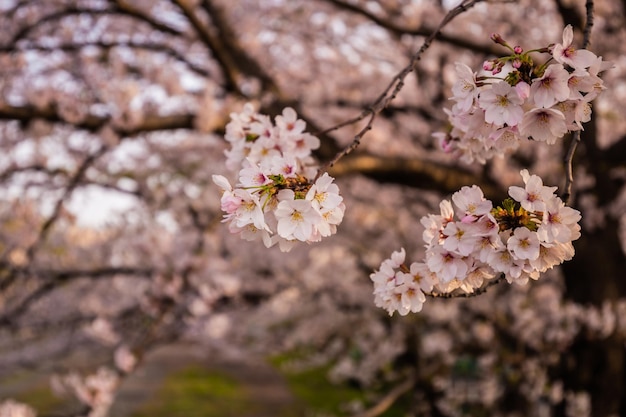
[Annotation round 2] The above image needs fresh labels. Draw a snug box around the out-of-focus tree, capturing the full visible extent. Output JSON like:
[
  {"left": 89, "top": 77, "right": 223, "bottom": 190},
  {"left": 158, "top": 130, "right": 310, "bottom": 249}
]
[{"left": 0, "top": 0, "right": 625, "bottom": 416}]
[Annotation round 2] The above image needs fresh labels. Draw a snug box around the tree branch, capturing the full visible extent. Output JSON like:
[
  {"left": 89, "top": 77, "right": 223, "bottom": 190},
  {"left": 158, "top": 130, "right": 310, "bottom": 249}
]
[
  {"left": 329, "top": 153, "right": 504, "bottom": 200},
  {"left": 7, "top": 4, "right": 183, "bottom": 46},
  {"left": 561, "top": 0, "right": 594, "bottom": 204},
  {"left": 325, "top": 0, "right": 498, "bottom": 55},
  {"left": 0, "top": 41, "right": 211, "bottom": 78},
  {"left": 354, "top": 374, "right": 416, "bottom": 417},
  {"left": 318, "top": 0, "right": 488, "bottom": 173},
  {"left": 0, "top": 266, "right": 153, "bottom": 329}
]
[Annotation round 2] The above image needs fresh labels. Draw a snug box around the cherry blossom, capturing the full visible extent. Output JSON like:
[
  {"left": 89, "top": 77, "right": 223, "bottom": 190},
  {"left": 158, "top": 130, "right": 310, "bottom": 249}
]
[
  {"left": 519, "top": 108, "right": 568, "bottom": 144},
  {"left": 214, "top": 105, "right": 345, "bottom": 251},
  {"left": 437, "top": 27, "right": 611, "bottom": 163},
  {"left": 507, "top": 226, "right": 541, "bottom": 260},
  {"left": 0, "top": 400, "right": 36, "bottom": 417},
  {"left": 530, "top": 64, "right": 571, "bottom": 108},
  {"left": 508, "top": 169, "right": 557, "bottom": 212},
  {"left": 275, "top": 190, "right": 323, "bottom": 241},
  {"left": 450, "top": 62, "right": 479, "bottom": 112},
  {"left": 551, "top": 25, "right": 598, "bottom": 70},
  {"left": 478, "top": 80, "right": 524, "bottom": 125},
  {"left": 371, "top": 170, "right": 582, "bottom": 315}
]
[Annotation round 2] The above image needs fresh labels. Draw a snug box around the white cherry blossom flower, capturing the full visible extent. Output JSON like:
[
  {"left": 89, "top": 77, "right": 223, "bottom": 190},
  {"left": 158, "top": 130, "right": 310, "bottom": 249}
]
[
  {"left": 274, "top": 190, "right": 322, "bottom": 241},
  {"left": 508, "top": 169, "right": 557, "bottom": 212},
  {"left": 552, "top": 25, "right": 597, "bottom": 70},
  {"left": 394, "top": 272, "right": 427, "bottom": 315},
  {"left": 443, "top": 221, "right": 479, "bottom": 256},
  {"left": 452, "top": 185, "right": 492, "bottom": 220},
  {"left": 507, "top": 227, "right": 541, "bottom": 260},
  {"left": 306, "top": 173, "right": 343, "bottom": 210},
  {"left": 537, "top": 197, "right": 582, "bottom": 243},
  {"left": 230, "top": 222, "right": 273, "bottom": 247},
  {"left": 426, "top": 246, "right": 469, "bottom": 284},
  {"left": 451, "top": 62, "right": 479, "bottom": 112},
  {"left": 275, "top": 107, "right": 306, "bottom": 136},
  {"left": 487, "top": 248, "right": 526, "bottom": 281},
  {"left": 478, "top": 80, "right": 525, "bottom": 126},
  {"left": 531, "top": 64, "right": 571, "bottom": 108},
  {"left": 315, "top": 202, "right": 346, "bottom": 238},
  {"left": 265, "top": 155, "right": 299, "bottom": 178},
  {"left": 475, "top": 232, "right": 504, "bottom": 263},
  {"left": 519, "top": 107, "right": 568, "bottom": 144},
  {"left": 238, "top": 159, "right": 272, "bottom": 187}
]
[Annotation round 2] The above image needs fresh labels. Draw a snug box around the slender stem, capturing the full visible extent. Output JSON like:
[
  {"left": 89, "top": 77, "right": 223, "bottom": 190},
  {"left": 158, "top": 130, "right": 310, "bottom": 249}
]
[
  {"left": 317, "top": 0, "right": 487, "bottom": 176},
  {"left": 353, "top": 374, "right": 416, "bottom": 417},
  {"left": 561, "top": 0, "right": 594, "bottom": 204},
  {"left": 562, "top": 131, "right": 581, "bottom": 204},
  {"left": 583, "top": 0, "right": 595, "bottom": 48}
]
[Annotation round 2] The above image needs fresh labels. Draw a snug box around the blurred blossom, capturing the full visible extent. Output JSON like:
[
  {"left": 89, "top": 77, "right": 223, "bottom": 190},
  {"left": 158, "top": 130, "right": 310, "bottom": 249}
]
[{"left": 0, "top": 400, "right": 36, "bottom": 417}]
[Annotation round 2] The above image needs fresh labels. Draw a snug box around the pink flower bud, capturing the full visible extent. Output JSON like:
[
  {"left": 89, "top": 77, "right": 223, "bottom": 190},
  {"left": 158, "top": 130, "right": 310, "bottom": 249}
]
[
  {"left": 483, "top": 60, "right": 495, "bottom": 71},
  {"left": 490, "top": 33, "right": 505, "bottom": 45},
  {"left": 514, "top": 45, "right": 523, "bottom": 54},
  {"left": 513, "top": 59, "right": 522, "bottom": 69}
]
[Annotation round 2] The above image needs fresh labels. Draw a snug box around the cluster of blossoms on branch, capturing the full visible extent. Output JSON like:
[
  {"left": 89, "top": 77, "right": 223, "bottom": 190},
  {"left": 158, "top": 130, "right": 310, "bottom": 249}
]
[
  {"left": 436, "top": 25, "right": 612, "bottom": 163},
  {"left": 371, "top": 169, "right": 581, "bottom": 316},
  {"left": 213, "top": 104, "right": 345, "bottom": 252}
]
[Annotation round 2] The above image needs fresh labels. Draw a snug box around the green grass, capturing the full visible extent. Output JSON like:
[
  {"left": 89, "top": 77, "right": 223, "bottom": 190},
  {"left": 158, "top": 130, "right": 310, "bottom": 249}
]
[
  {"left": 3, "top": 356, "right": 412, "bottom": 417},
  {"left": 130, "top": 366, "right": 259, "bottom": 417},
  {"left": 270, "top": 353, "right": 414, "bottom": 417},
  {"left": 11, "top": 384, "right": 69, "bottom": 414},
  {"left": 0, "top": 371, "right": 72, "bottom": 415},
  {"left": 270, "top": 354, "right": 367, "bottom": 416}
]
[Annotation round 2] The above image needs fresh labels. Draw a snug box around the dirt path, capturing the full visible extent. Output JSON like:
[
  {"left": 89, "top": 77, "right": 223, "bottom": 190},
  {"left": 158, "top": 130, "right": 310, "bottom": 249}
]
[{"left": 109, "top": 343, "right": 299, "bottom": 417}]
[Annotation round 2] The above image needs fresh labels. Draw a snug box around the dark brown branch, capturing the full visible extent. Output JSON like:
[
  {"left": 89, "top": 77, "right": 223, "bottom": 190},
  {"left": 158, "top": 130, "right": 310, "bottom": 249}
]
[
  {"left": 562, "top": 131, "right": 581, "bottom": 204},
  {"left": 325, "top": 0, "right": 498, "bottom": 55},
  {"left": 561, "top": 0, "right": 594, "bottom": 204},
  {"left": 0, "top": 266, "right": 152, "bottom": 328},
  {"left": 26, "top": 146, "right": 108, "bottom": 259},
  {"left": 353, "top": 374, "right": 416, "bottom": 417},
  {"left": 0, "top": 164, "right": 69, "bottom": 183},
  {"left": 8, "top": 4, "right": 183, "bottom": 46},
  {"left": 173, "top": 0, "right": 240, "bottom": 92},
  {"left": 0, "top": 105, "right": 195, "bottom": 137},
  {"left": 555, "top": 0, "right": 585, "bottom": 29},
  {"left": 328, "top": 153, "right": 504, "bottom": 200},
  {"left": 200, "top": 0, "right": 280, "bottom": 95},
  {"left": 173, "top": 0, "right": 281, "bottom": 95},
  {"left": 112, "top": 0, "right": 188, "bottom": 36},
  {"left": 0, "top": 41, "right": 211, "bottom": 78},
  {"left": 583, "top": 0, "right": 595, "bottom": 48},
  {"left": 318, "top": 0, "right": 488, "bottom": 173}
]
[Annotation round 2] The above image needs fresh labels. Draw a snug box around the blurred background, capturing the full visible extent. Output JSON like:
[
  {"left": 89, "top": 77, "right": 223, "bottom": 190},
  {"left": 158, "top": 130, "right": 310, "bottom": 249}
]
[{"left": 0, "top": 0, "right": 625, "bottom": 416}]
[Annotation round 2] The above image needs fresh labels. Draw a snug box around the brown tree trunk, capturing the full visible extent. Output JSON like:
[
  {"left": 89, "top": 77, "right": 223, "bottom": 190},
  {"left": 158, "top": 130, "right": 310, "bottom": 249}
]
[{"left": 560, "top": 119, "right": 626, "bottom": 416}]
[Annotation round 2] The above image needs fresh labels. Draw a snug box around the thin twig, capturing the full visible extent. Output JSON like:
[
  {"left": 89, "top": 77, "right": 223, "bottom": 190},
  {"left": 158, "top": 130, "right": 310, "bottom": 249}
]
[
  {"left": 318, "top": 0, "right": 486, "bottom": 174},
  {"left": 562, "top": 131, "right": 581, "bottom": 204},
  {"left": 561, "top": 0, "right": 594, "bottom": 204},
  {"left": 353, "top": 374, "right": 416, "bottom": 417},
  {"left": 582, "top": 0, "right": 595, "bottom": 48}
]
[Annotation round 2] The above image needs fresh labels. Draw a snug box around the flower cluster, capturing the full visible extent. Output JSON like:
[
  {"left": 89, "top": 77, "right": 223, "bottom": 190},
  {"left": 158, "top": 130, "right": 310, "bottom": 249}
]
[
  {"left": 213, "top": 104, "right": 345, "bottom": 252},
  {"left": 371, "top": 170, "right": 581, "bottom": 316},
  {"left": 436, "top": 25, "right": 612, "bottom": 163},
  {"left": 52, "top": 367, "right": 119, "bottom": 417}
]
